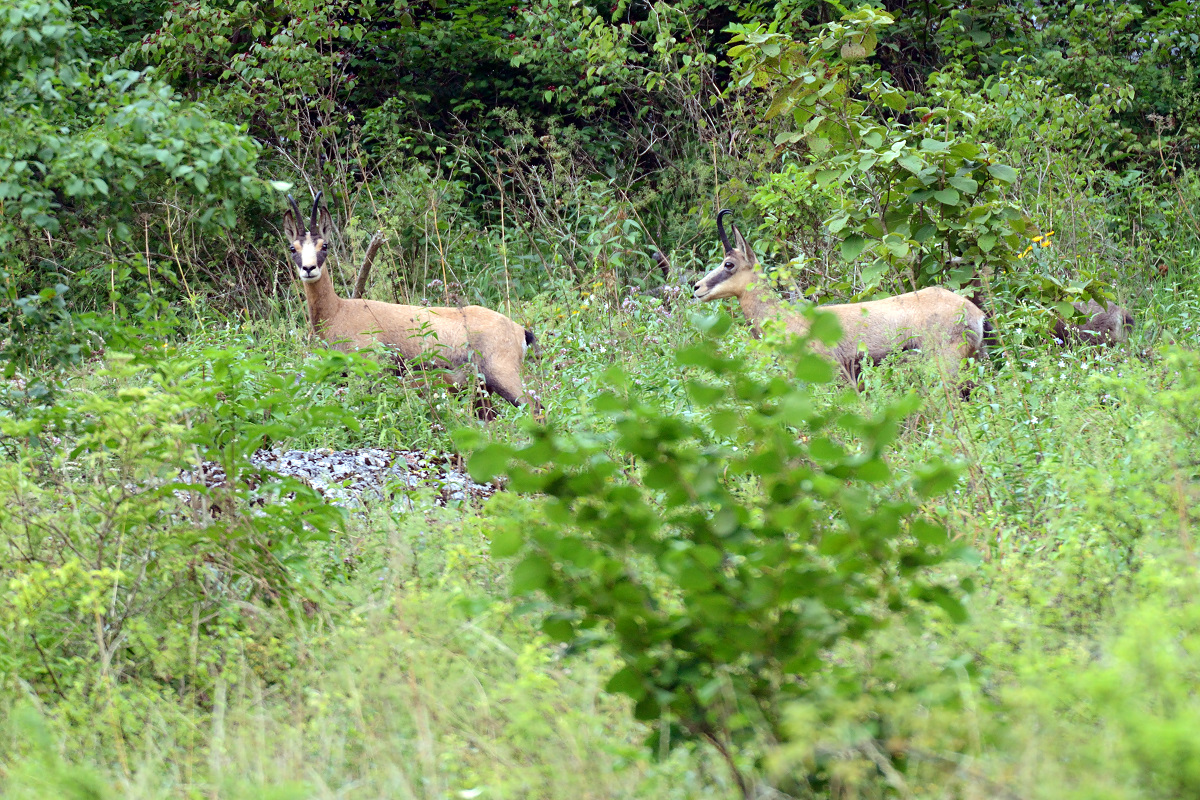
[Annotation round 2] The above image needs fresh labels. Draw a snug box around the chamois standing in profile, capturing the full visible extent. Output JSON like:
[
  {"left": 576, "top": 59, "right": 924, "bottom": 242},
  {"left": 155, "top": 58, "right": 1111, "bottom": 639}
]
[
  {"left": 282, "top": 192, "right": 541, "bottom": 416},
  {"left": 692, "top": 210, "right": 991, "bottom": 384}
]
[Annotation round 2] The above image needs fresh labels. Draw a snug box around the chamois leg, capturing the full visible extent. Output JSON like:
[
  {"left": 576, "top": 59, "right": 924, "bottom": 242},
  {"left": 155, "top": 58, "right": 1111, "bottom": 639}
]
[
  {"left": 940, "top": 339, "right": 982, "bottom": 399},
  {"left": 839, "top": 358, "right": 865, "bottom": 393}
]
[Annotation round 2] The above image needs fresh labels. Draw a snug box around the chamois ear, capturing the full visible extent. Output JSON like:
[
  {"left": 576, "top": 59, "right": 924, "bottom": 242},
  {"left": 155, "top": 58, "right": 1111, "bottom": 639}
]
[
  {"left": 316, "top": 204, "right": 334, "bottom": 242},
  {"left": 282, "top": 210, "right": 300, "bottom": 241},
  {"left": 284, "top": 193, "right": 304, "bottom": 241},
  {"left": 282, "top": 200, "right": 302, "bottom": 241},
  {"left": 732, "top": 224, "right": 757, "bottom": 265}
]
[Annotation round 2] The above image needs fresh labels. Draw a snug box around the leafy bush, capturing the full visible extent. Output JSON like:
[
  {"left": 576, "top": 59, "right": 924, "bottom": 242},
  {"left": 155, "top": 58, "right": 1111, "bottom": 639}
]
[
  {"left": 465, "top": 310, "right": 970, "bottom": 794},
  {"left": 0, "top": 342, "right": 370, "bottom": 715}
]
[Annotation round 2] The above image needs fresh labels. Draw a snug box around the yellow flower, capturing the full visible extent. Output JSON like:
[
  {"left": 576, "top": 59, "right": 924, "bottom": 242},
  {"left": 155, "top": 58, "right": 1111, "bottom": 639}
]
[{"left": 1032, "top": 234, "right": 1044, "bottom": 243}]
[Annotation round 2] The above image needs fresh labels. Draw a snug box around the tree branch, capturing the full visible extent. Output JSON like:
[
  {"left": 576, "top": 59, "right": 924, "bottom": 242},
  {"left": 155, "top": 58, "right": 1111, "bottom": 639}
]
[{"left": 351, "top": 231, "right": 386, "bottom": 300}]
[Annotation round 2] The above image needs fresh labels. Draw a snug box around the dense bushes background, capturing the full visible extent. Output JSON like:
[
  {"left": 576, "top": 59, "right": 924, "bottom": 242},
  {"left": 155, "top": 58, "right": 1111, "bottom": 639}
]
[{"left": 1, "top": 0, "right": 1199, "bottom": 797}]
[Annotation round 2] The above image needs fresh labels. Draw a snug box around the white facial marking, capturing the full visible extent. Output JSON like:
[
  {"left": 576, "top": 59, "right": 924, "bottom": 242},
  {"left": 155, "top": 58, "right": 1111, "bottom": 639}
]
[
  {"left": 300, "top": 241, "right": 319, "bottom": 268},
  {"left": 297, "top": 238, "right": 322, "bottom": 282}
]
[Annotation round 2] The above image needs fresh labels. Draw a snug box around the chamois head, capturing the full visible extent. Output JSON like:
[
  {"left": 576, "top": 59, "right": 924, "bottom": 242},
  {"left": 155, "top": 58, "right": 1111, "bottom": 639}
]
[
  {"left": 693, "top": 209, "right": 759, "bottom": 302},
  {"left": 282, "top": 192, "right": 334, "bottom": 284}
]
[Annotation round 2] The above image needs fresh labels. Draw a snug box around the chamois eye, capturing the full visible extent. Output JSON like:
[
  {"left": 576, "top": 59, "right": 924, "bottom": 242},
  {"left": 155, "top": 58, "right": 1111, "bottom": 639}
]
[
  {"left": 290, "top": 245, "right": 296, "bottom": 253},
  {"left": 724, "top": 261, "right": 735, "bottom": 271}
]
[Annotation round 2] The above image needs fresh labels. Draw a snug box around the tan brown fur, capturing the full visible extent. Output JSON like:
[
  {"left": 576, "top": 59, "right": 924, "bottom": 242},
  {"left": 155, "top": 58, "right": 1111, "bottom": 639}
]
[
  {"left": 1052, "top": 300, "right": 1134, "bottom": 346},
  {"left": 693, "top": 211, "right": 988, "bottom": 384},
  {"left": 283, "top": 194, "right": 540, "bottom": 415}
]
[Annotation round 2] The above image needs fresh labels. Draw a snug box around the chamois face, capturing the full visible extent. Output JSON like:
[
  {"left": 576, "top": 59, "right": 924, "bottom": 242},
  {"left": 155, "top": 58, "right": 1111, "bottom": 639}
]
[
  {"left": 693, "top": 224, "right": 758, "bottom": 302},
  {"left": 282, "top": 198, "right": 334, "bottom": 284}
]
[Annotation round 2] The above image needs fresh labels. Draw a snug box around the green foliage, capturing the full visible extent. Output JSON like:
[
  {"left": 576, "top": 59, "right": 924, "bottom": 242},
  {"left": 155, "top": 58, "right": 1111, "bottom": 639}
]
[
  {"left": 0, "top": 341, "right": 370, "bottom": 709},
  {"left": 0, "top": 0, "right": 1199, "bottom": 796},
  {"left": 0, "top": 0, "right": 263, "bottom": 242},
  {"left": 730, "top": 9, "right": 1030, "bottom": 294},
  {"left": 465, "top": 311, "right": 969, "bottom": 790},
  {"left": 1017, "top": 0, "right": 1200, "bottom": 165}
]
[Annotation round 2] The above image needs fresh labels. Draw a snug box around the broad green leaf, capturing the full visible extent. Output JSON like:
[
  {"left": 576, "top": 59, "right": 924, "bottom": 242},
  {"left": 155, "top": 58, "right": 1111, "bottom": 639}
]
[
  {"left": 1053, "top": 301, "right": 1077, "bottom": 318},
  {"left": 987, "top": 164, "right": 1018, "bottom": 183},
  {"left": 490, "top": 527, "right": 524, "bottom": 558},
  {"left": 542, "top": 616, "right": 574, "bottom": 642},
  {"left": 468, "top": 443, "right": 513, "bottom": 482},
  {"left": 897, "top": 154, "right": 925, "bottom": 174},
  {"left": 880, "top": 88, "right": 907, "bottom": 112},
  {"left": 861, "top": 261, "right": 889, "bottom": 287},
  {"left": 794, "top": 353, "right": 834, "bottom": 383},
  {"left": 809, "top": 311, "right": 842, "bottom": 345},
  {"left": 911, "top": 519, "right": 948, "bottom": 545},
  {"left": 511, "top": 554, "right": 552, "bottom": 594},
  {"left": 606, "top": 666, "right": 646, "bottom": 699},
  {"left": 934, "top": 188, "right": 960, "bottom": 205},
  {"left": 840, "top": 234, "right": 867, "bottom": 261},
  {"left": 948, "top": 176, "right": 978, "bottom": 194}
]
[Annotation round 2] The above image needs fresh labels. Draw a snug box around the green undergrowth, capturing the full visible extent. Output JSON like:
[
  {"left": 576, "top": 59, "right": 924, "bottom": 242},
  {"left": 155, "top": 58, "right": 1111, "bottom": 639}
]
[{"left": 0, "top": 272, "right": 1198, "bottom": 798}]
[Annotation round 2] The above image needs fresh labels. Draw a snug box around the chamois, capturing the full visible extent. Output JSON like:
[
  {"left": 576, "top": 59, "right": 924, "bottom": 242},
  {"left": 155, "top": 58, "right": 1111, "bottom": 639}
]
[
  {"left": 692, "top": 210, "right": 990, "bottom": 384},
  {"left": 282, "top": 193, "right": 541, "bottom": 416},
  {"left": 1053, "top": 300, "right": 1134, "bottom": 346}
]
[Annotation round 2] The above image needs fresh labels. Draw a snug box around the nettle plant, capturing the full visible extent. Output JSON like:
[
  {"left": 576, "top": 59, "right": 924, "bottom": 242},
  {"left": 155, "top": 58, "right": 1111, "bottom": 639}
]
[
  {"left": 729, "top": 9, "right": 1029, "bottom": 293},
  {"left": 465, "top": 311, "right": 969, "bottom": 795}
]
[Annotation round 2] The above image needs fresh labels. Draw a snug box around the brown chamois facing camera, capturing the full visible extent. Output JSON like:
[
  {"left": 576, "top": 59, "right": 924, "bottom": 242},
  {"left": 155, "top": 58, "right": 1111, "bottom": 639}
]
[
  {"left": 693, "top": 209, "right": 991, "bottom": 385},
  {"left": 282, "top": 192, "right": 541, "bottom": 418}
]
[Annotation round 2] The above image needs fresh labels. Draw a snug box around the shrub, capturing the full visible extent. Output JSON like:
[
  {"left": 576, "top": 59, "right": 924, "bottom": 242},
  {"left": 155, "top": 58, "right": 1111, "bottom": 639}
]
[{"left": 465, "top": 309, "right": 971, "bottom": 795}]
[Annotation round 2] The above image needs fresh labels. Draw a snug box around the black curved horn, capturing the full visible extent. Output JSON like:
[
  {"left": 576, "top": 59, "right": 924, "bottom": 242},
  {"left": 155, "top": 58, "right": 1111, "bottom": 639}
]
[
  {"left": 287, "top": 194, "right": 303, "bottom": 222},
  {"left": 716, "top": 208, "right": 734, "bottom": 253},
  {"left": 310, "top": 191, "right": 323, "bottom": 233}
]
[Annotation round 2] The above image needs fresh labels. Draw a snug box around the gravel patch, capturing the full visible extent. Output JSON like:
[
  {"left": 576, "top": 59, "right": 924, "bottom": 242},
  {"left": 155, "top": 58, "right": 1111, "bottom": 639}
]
[{"left": 185, "top": 447, "right": 496, "bottom": 509}]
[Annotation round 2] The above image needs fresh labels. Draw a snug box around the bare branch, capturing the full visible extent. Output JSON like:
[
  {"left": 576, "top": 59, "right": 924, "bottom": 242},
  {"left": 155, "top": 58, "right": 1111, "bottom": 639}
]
[{"left": 351, "top": 231, "right": 386, "bottom": 300}]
